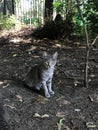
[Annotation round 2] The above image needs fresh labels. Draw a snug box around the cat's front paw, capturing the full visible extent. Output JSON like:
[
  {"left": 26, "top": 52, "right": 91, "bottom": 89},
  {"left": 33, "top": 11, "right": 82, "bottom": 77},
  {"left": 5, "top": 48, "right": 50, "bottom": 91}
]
[
  {"left": 49, "top": 90, "right": 55, "bottom": 95},
  {"left": 45, "top": 93, "right": 51, "bottom": 98}
]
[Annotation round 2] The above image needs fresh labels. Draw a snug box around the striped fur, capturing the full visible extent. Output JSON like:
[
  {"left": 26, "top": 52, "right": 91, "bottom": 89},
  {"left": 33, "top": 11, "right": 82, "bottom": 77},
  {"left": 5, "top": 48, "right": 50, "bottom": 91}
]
[{"left": 25, "top": 52, "right": 58, "bottom": 98}]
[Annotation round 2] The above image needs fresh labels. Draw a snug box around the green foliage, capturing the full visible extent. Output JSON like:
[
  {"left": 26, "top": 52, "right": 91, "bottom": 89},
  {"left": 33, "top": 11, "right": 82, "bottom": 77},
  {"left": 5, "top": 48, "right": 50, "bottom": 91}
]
[
  {"left": 22, "top": 10, "right": 41, "bottom": 27},
  {"left": 15, "top": 0, "right": 20, "bottom": 6},
  {"left": 73, "top": 12, "right": 84, "bottom": 36},
  {"left": 0, "top": 0, "right": 98, "bottom": 37},
  {"left": 57, "top": 118, "right": 65, "bottom": 130},
  {"left": 0, "top": 15, "right": 21, "bottom": 30},
  {"left": 53, "top": 0, "right": 98, "bottom": 37},
  {"left": 23, "top": 16, "right": 41, "bottom": 27},
  {"left": 53, "top": 0, "right": 66, "bottom": 14},
  {"left": 71, "top": 0, "right": 98, "bottom": 37},
  {"left": 84, "top": 0, "right": 98, "bottom": 36}
]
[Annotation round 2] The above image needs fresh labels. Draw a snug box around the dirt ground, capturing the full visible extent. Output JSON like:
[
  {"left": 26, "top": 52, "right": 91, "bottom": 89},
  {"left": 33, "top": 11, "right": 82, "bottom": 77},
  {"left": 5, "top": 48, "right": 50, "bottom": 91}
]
[{"left": 0, "top": 27, "right": 98, "bottom": 130}]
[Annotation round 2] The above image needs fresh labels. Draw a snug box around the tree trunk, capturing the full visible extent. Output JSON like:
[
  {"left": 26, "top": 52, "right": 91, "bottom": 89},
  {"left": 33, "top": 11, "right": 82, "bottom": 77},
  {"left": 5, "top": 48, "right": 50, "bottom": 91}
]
[
  {"left": 12, "top": 0, "right": 15, "bottom": 14},
  {"left": 45, "top": 0, "right": 53, "bottom": 21},
  {"left": 3, "top": 0, "right": 7, "bottom": 15}
]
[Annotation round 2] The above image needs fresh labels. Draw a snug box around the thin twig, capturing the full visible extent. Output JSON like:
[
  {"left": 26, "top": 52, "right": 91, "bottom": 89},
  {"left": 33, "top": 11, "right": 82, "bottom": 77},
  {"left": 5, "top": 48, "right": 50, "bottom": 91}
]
[
  {"left": 92, "top": 35, "right": 98, "bottom": 45},
  {"left": 56, "top": 67, "right": 69, "bottom": 77},
  {"left": 57, "top": 67, "right": 83, "bottom": 80},
  {"left": 76, "top": 0, "right": 90, "bottom": 88}
]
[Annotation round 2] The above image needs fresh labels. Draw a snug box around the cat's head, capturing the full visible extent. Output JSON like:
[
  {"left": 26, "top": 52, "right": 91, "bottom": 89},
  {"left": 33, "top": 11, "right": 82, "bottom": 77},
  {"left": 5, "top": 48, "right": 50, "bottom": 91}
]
[{"left": 43, "top": 52, "right": 58, "bottom": 68}]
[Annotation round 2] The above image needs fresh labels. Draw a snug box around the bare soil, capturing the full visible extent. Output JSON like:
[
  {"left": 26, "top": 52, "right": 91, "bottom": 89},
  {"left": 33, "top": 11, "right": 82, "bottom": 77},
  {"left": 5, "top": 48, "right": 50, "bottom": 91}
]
[{"left": 0, "top": 27, "right": 98, "bottom": 130}]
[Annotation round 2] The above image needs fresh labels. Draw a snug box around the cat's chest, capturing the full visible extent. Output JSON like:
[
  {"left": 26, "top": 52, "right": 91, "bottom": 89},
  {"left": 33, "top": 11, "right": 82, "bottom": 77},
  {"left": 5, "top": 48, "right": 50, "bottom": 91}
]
[{"left": 42, "top": 67, "right": 54, "bottom": 79}]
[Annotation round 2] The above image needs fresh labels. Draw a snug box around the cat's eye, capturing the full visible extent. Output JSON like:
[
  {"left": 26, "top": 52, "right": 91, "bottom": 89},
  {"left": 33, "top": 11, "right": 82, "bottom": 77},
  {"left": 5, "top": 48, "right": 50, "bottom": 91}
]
[{"left": 45, "top": 61, "right": 49, "bottom": 66}]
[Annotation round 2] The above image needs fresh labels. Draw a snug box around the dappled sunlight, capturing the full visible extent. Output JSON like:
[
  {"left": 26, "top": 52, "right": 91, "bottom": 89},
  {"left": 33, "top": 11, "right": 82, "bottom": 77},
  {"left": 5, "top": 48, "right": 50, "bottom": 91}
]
[
  {"left": 0, "top": 26, "right": 98, "bottom": 130},
  {"left": 9, "top": 38, "right": 21, "bottom": 43},
  {"left": 9, "top": 37, "right": 32, "bottom": 44},
  {"left": 0, "top": 0, "right": 98, "bottom": 129}
]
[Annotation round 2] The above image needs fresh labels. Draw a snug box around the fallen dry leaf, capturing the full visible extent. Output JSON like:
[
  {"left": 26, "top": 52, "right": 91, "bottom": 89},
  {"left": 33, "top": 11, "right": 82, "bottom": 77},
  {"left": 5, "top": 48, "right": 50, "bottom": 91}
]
[
  {"left": 89, "top": 94, "right": 98, "bottom": 103},
  {"left": 37, "top": 95, "right": 49, "bottom": 104},
  {"left": 56, "top": 112, "right": 65, "bottom": 118},
  {"left": 86, "top": 122, "right": 97, "bottom": 128},
  {"left": 13, "top": 54, "right": 17, "bottom": 57},
  {"left": 41, "top": 114, "right": 49, "bottom": 118},
  {"left": 33, "top": 113, "right": 49, "bottom": 118},
  {"left": 16, "top": 95, "right": 23, "bottom": 102},
  {"left": 33, "top": 113, "right": 41, "bottom": 118},
  {"left": 0, "top": 81, "right": 4, "bottom": 85}
]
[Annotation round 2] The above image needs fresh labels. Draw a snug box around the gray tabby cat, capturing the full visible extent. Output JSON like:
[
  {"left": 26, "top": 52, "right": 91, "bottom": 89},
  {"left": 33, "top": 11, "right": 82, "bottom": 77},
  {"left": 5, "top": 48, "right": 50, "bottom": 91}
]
[{"left": 25, "top": 52, "right": 58, "bottom": 98}]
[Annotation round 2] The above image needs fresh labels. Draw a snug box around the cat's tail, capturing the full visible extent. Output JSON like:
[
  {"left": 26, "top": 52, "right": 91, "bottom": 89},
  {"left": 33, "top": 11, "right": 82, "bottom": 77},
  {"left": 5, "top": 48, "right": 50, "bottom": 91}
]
[
  {"left": 0, "top": 76, "right": 39, "bottom": 93},
  {"left": 0, "top": 76, "right": 28, "bottom": 89}
]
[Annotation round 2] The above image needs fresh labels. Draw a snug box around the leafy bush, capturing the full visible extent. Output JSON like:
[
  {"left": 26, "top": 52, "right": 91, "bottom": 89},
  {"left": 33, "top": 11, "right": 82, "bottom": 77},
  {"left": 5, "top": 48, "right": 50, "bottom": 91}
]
[
  {"left": 53, "top": 0, "right": 98, "bottom": 37},
  {"left": 34, "top": 15, "right": 74, "bottom": 40},
  {"left": 73, "top": 0, "right": 98, "bottom": 37},
  {"left": 84, "top": 0, "right": 98, "bottom": 36},
  {"left": 0, "top": 15, "right": 21, "bottom": 30}
]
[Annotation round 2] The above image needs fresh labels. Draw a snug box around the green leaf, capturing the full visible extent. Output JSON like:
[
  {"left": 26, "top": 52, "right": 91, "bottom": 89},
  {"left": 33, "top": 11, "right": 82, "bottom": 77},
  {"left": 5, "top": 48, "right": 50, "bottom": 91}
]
[{"left": 57, "top": 118, "right": 65, "bottom": 130}]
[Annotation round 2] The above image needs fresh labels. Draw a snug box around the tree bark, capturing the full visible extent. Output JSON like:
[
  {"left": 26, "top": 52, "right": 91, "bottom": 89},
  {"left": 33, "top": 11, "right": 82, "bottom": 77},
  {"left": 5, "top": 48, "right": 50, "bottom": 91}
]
[
  {"left": 3, "top": 0, "right": 7, "bottom": 15},
  {"left": 45, "top": 0, "right": 53, "bottom": 20},
  {"left": 76, "top": 0, "right": 90, "bottom": 88},
  {"left": 12, "top": 0, "right": 15, "bottom": 14}
]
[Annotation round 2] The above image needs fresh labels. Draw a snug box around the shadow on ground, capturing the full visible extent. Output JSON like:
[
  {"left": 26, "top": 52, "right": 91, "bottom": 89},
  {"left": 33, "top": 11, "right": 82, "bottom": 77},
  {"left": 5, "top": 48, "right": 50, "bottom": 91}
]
[{"left": 0, "top": 28, "right": 98, "bottom": 130}]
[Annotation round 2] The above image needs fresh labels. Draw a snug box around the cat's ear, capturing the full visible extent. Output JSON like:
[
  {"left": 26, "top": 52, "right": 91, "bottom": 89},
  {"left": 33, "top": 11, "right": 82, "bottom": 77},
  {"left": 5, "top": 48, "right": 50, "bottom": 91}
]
[
  {"left": 53, "top": 52, "right": 58, "bottom": 59},
  {"left": 43, "top": 51, "right": 48, "bottom": 58}
]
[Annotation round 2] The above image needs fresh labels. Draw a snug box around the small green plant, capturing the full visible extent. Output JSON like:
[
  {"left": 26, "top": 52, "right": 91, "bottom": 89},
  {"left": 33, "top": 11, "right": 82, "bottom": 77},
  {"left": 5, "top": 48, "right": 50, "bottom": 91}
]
[
  {"left": 23, "top": 15, "right": 41, "bottom": 27},
  {"left": 0, "top": 15, "right": 21, "bottom": 30},
  {"left": 57, "top": 118, "right": 65, "bottom": 130}
]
